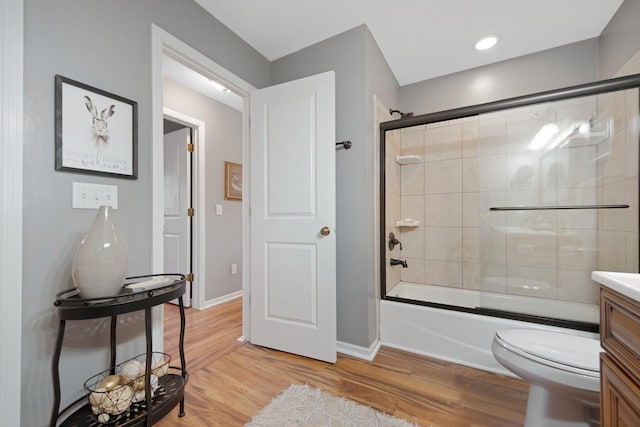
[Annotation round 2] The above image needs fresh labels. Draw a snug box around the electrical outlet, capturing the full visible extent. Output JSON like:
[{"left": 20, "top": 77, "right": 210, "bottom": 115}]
[
  {"left": 231, "top": 264, "right": 237, "bottom": 274},
  {"left": 73, "top": 182, "right": 118, "bottom": 209}
]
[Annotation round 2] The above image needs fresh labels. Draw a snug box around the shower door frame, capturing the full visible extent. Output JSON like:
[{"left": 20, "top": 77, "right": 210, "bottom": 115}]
[{"left": 379, "top": 73, "right": 640, "bottom": 333}]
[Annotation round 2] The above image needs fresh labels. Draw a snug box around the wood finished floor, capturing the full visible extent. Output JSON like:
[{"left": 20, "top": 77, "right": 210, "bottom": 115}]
[{"left": 157, "top": 298, "right": 528, "bottom": 426}]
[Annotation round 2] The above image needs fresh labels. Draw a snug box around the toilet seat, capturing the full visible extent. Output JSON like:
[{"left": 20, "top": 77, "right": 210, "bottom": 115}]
[{"left": 495, "top": 329, "right": 600, "bottom": 378}]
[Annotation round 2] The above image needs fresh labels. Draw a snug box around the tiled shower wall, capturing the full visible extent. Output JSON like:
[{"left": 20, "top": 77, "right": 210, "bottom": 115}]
[{"left": 385, "top": 88, "right": 639, "bottom": 307}]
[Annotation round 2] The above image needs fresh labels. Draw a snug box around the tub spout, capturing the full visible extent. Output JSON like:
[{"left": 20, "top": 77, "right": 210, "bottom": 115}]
[{"left": 390, "top": 258, "right": 408, "bottom": 268}]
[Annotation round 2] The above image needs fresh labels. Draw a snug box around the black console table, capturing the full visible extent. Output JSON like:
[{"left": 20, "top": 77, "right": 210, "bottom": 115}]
[{"left": 50, "top": 274, "right": 188, "bottom": 427}]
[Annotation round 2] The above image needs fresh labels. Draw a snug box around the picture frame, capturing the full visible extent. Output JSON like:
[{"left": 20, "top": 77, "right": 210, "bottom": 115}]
[
  {"left": 55, "top": 75, "right": 138, "bottom": 179},
  {"left": 224, "top": 161, "right": 242, "bottom": 200}
]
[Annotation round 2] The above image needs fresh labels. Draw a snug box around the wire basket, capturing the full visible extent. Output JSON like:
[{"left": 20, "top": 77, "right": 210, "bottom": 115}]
[{"left": 84, "top": 352, "right": 171, "bottom": 425}]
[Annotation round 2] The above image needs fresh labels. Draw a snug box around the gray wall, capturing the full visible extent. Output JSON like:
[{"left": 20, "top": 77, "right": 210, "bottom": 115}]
[
  {"left": 599, "top": 0, "right": 640, "bottom": 78},
  {"left": 163, "top": 78, "right": 243, "bottom": 301},
  {"left": 272, "top": 25, "right": 399, "bottom": 347},
  {"left": 22, "top": 1, "right": 269, "bottom": 425},
  {"left": 399, "top": 38, "right": 599, "bottom": 115}
]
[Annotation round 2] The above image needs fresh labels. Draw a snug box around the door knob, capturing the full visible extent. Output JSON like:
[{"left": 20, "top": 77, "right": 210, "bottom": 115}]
[{"left": 320, "top": 226, "right": 331, "bottom": 236}]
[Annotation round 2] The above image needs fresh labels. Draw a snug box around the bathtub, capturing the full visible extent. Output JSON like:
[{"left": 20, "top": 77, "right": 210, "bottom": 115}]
[{"left": 380, "top": 282, "right": 599, "bottom": 376}]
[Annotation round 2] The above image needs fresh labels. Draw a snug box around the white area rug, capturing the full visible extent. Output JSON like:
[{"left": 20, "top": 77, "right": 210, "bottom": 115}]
[{"left": 245, "top": 384, "right": 419, "bottom": 426}]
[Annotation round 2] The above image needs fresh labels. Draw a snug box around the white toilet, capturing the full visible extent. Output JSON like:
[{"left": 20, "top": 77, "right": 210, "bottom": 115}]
[{"left": 491, "top": 328, "right": 602, "bottom": 427}]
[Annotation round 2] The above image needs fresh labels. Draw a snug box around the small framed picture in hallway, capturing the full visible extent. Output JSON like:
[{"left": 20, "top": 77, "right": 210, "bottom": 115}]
[{"left": 224, "top": 161, "right": 242, "bottom": 200}]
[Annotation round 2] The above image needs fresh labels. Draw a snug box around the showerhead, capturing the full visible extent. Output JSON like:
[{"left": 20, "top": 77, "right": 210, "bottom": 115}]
[{"left": 389, "top": 109, "right": 414, "bottom": 119}]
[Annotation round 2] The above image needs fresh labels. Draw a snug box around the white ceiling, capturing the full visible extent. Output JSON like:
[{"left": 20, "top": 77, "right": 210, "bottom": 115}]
[{"left": 194, "top": 0, "right": 623, "bottom": 86}]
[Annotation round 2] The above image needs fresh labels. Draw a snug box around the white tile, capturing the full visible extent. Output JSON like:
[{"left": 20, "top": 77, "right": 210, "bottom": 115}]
[
  {"left": 556, "top": 145, "right": 598, "bottom": 189},
  {"left": 506, "top": 151, "right": 546, "bottom": 190},
  {"left": 505, "top": 108, "right": 555, "bottom": 154},
  {"left": 462, "top": 121, "right": 479, "bottom": 158},
  {"left": 462, "top": 157, "right": 479, "bottom": 193},
  {"left": 400, "top": 129, "right": 424, "bottom": 158},
  {"left": 505, "top": 189, "right": 557, "bottom": 230},
  {"left": 462, "top": 227, "right": 480, "bottom": 262},
  {"left": 385, "top": 154, "right": 401, "bottom": 195},
  {"left": 601, "top": 180, "right": 627, "bottom": 231},
  {"left": 557, "top": 186, "right": 597, "bottom": 230},
  {"left": 401, "top": 162, "right": 425, "bottom": 195},
  {"left": 599, "top": 131, "right": 626, "bottom": 186},
  {"left": 478, "top": 227, "right": 507, "bottom": 265},
  {"left": 625, "top": 88, "right": 639, "bottom": 134},
  {"left": 599, "top": 230, "right": 626, "bottom": 271},
  {"left": 506, "top": 227, "right": 557, "bottom": 268},
  {"left": 386, "top": 192, "right": 401, "bottom": 229},
  {"left": 506, "top": 265, "right": 557, "bottom": 299},
  {"left": 399, "top": 226, "right": 424, "bottom": 258},
  {"left": 557, "top": 269, "right": 599, "bottom": 304},
  {"left": 480, "top": 191, "right": 506, "bottom": 227},
  {"left": 478, "top": 155, "right": 506, "bottom": 192},
  {"left": 627, "top": 232, "right": 639, "bottom": 272},
  {"left": 400, "top": 257, "right": 425, "bottom": 284},
  {"left": 425, "top": 194, "right": 462, "bottom": 227},
  {"left": 462, "top": 192, "right": 480, "bottom": 227},
  {"left": 425, "top": 124, "right": 462, "bottom": 161},
  {"left": 626, "top": 125, "right": 638, "bottom": 180},
  {"left": 478, "top": 116, "right": 506, "bottom": 156},
  {"left": 425, "top": 259, "right": 462, "bottom": 288},
  {"left": 558, "top": 229, "right": 598, "bottom": 270},
  {"left": 463, "top": 262, "right": 506, "bottom": 293},
  {"left": 425, "top": 226, "right": 462, "bottom": 261},
  {"left": 425, "top": 159, "right": 462, "bottom": 194},
  {"left": 400, "top": 195, "right": 425, "bottom": 224},
  {"left": 627, "top": 177, "right": 638, "bottom": 232},
  {"left": 385, "top": 129, "right": 401, "bottom": 158}
]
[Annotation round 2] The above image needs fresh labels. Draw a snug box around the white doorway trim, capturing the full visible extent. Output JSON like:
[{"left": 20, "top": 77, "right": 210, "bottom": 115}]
[
  {"left": 163, "top": 108, "right": 206, "bottom": 310},
  {"left": 0, "top": 0, "right": 23, "bottom": 424},
  {"left": 151, "top": 24, "right": 256, "bottom": 346}
]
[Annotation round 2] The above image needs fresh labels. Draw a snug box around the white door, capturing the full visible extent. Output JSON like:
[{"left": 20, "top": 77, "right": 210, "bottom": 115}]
[
  {"left": 250, "top": 71, "right": 336, "bottom": 363},
  {"left": 164, "top": 126, "right": 192, "bottom": 307}
]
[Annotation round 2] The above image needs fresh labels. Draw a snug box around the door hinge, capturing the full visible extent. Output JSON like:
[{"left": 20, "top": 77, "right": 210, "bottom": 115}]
[
  {"left": 186, "top": 272, "right": 194, "bottom": 282},
  {"left": 187, "top": 143, "right": 194, "bottom": 152},
  {"left": 187, "top": 207, "right": 195, "bottom": 217}
]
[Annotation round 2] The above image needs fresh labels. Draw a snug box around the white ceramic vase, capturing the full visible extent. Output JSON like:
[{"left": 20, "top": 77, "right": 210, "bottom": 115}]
[{"left": 72, "top": 206, "right": 129, "bottom": 298}]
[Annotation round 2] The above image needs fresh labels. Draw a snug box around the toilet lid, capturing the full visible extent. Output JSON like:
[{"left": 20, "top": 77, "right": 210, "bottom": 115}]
[{"left": 496, "top": 329, "right": 601, "bottom": 373}]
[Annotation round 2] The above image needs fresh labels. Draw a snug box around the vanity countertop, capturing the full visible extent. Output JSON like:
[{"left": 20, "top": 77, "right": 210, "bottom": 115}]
[{"left": 592, "top": 271, "right": 640, "bottom": 302}]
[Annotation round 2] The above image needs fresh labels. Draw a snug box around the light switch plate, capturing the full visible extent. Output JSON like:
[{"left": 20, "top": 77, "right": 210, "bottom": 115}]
[
  {"left": 216, "top": 204, "right": 223, "bottom": 215},
  {"left": 73, "top": 182, "right": 118, "bottom": 209}
]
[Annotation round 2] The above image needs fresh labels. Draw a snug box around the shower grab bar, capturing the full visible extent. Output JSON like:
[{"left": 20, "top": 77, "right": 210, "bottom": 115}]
[{"left": 489, "top": 204, "right": 629, "bottom": 211}]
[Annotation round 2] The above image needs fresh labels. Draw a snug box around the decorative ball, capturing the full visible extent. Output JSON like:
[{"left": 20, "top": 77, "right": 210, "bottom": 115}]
[
  {"left": 103, "top": 385, "right": 134, "bottom": 415},
  {"left": 120, "top": 360, "right": 143, "bottom": 379},
  {"left": 89, "top": 387, "right": 107, "bottom": 407},
  {"left": 98, "top": 375, "right": 121, "bottom": 391},
  {"left": 97, "top": 413, "right": 110, "bottom": 423},
  {"left": 152, "top": 359, "right": 169, "bottom": 378},
  {"left": 150, "top": 374, "right": 159, "bottom": 392},
  {"left": 131, "top": 377, "right": 145, "bottom": 392},
  {"left": 133, "top": 388, "right": 154, "bottom": 403}
]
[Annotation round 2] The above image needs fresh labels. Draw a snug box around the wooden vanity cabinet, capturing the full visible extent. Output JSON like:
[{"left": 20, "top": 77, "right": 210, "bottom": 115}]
[{"left": 600, "top": 285, "right": 640, "bottom": 425}]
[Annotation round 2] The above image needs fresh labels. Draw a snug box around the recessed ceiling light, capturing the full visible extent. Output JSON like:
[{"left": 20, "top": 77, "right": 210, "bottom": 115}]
[{"left": 474, "top": 34, "right": 499, "bottom": 51}]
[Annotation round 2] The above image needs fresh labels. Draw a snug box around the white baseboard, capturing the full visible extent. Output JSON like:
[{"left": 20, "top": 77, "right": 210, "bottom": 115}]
[
  {"left": 201, "top": 290, "right": 242, "bottom": 310},
  {"left": 337, "top": 339, "right": 381, "bottom": 361}
]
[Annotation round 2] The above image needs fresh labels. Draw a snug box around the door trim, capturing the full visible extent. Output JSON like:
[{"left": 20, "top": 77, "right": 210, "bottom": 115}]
[
  {"left": 0, "top": 0, "right": 23, "bottom": 423},
  {"left": 151, "top": 24, "right": 256, "bottom": 346},
  {"left": 163, "top": 108, "right": 205, "bottom": 309}
]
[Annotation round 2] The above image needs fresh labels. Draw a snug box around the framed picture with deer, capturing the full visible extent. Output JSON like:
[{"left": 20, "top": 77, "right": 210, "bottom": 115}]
[{"left": 55, "top": 75, "right": 138, "bottom": 179}]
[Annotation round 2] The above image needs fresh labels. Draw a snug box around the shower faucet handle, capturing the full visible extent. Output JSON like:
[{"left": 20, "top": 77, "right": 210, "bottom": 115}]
[{"left": 388, "top": 232, "right": 402, "bottom": 251}]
